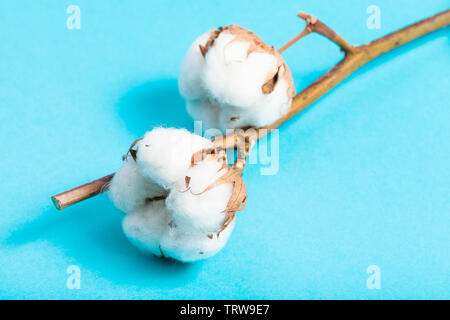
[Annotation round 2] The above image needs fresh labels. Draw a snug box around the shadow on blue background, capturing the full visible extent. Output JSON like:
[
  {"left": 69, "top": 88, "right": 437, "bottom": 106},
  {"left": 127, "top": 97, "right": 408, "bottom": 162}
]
[
  {"left": 116, "top": 79, "right": 192, "bottom": 135},
  {"left": 4, "top": 197, "right": 202, "bottom": 289}
]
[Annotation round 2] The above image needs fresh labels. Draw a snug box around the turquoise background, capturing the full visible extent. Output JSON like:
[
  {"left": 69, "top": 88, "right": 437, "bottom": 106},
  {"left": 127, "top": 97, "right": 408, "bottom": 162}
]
[{"left": 0, "top": 0, "right": 449, "bottom": 299}]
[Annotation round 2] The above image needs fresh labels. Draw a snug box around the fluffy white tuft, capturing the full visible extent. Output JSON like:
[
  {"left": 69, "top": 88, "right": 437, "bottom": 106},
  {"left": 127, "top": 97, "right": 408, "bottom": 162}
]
[
  {"left": 122, "top": 200, "right": 169, "bottom": 257},
  {"left": 179, "top": 26, "right": 294, "bottom": 131},
  {"left": 166, "top": 159, "right": 233, "bottom": 233},
  {"left": 136, "top": 128, "right": 213, "bottom": 189},
  {"left": 178, "top": 31, "right": 211, "bottom": 100},
  {"left": 159, "top": 219, "right": 235, "bottom": 262},
  {"left": 108, "top": 157, "right": 166, "bottom": 213},
  {"left": 186, "top": 99, "right": 221, "bottom": 131},
  {"left": 202, "top": 33, "right": 277, "bottom": 109}
]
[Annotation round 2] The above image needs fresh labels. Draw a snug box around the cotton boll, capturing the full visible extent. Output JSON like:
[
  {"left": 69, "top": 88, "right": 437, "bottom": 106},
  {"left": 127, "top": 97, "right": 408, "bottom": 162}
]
[
  {"left": 179, "top": 25, "right": 295, "bottom": 131},
  {"left": 122, "top": 200, "right": 169, "bottom": 257},
  {"left": 115, "top": 127, "right": 245, "bottom": 262},
  {"left": 108, "top": 157, "right": 166, "bottom": 213},
  {"left": 136, "top": 128, "right": 213, "bottom": 190},
  {"left": 159, "top": 219, "right": 235, "bottom": 262},
  {"left": 166, "top": 160, "right": 233, "bottom": 233},
  {"left": 178, "top": 31, "right": 211, "bottom": 100}
]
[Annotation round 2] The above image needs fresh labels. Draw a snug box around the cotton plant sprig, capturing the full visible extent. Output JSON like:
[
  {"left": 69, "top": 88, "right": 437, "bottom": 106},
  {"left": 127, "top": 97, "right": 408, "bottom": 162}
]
[{"left": 52, "top": 11, "right": 450, "bottom": 262}]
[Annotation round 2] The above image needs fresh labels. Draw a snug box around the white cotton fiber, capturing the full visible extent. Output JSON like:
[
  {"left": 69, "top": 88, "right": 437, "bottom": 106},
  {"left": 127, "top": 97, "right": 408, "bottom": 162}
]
[
  {"left": 222, "top": 40, "right": 251, "bottom": 64},
  {"left": 162, "top": 159, "right": 235, "bottom": 262},
  {"left": 179, "top": 25, "right": 295, "bottom": 131},
  {"left": 108, "top": 157, "right": 166, "bottom": 213},
  {"left": 136, "top": 128, "right": 213, "bottom": 190},
  {"left": 216, "top": 66, "right": 293, "bottom": 129},
  {"left": 179, "top": 31, "right": 211, "bottom": 100},
  {"left": 159, "top": 219, "right": 235, "bottom": 262},
  {"left": 203, "top": 33, "right": 277, "bottom": 109},
  {"left": 122, "top": 200, "right": 169, "bottom": 257},
  {"left": 186, "top": 99, "right": 221, "bottom": 131},
  {"left": 166, "top": 159, "right": 233, "bottom": 233}
]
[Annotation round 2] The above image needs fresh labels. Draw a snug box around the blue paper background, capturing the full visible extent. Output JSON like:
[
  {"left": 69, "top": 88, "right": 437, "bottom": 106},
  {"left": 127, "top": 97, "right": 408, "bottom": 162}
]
[{"left": 0, "top": 0, "right": 449, "bottom": 299}]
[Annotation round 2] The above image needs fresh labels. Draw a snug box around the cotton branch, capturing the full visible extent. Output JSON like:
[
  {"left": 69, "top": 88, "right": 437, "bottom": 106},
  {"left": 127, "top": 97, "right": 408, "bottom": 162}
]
[
  {"left": 52, "top": 174, "right": 114, "bottom": 210},
  {"left": 278, "top": 12, "right": 354, "bottom": 54},
  {"left": 51, "top": 9, "right": 450, "bottom": 210}
]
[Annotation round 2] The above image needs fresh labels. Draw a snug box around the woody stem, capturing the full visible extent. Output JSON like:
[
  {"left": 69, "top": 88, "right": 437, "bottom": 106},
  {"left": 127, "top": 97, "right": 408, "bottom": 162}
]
[
  {"left": 278, "top": 12, "right": 355, "bottom": 54},
  {"left": 278, "top": 28, "right": 311, "bottom": 54}
]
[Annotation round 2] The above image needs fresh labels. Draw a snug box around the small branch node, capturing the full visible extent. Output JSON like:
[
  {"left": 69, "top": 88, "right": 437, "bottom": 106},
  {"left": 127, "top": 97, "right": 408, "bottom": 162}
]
[{"left": 296, "top": 11, "right": 355, "bottom": 54}]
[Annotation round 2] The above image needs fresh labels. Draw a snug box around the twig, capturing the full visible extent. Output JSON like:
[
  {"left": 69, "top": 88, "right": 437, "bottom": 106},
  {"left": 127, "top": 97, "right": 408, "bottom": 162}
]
[
  {"left": 52, "top": 174, "right": 114, "bottom": 210},
  {"left": 279, "top": 12, "right": 354, "bottom": 54},
  {"left": 278, "top": 28, "right": 311, "bottom": 54},
  {"left": 266, "top": 9, "right": 450, "bottom": 135},
  {"left": 51, "top": 9, "right": 450, "bottom": 210}
]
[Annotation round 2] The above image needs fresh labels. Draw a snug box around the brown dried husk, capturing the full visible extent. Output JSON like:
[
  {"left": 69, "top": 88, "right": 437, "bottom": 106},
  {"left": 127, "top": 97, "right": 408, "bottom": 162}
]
[
  {"left": 199, "top": 24, "right": 295, "bottom": 98},
  {"left": 124, "top": 138, "right": 142, "bottom": 161}
]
